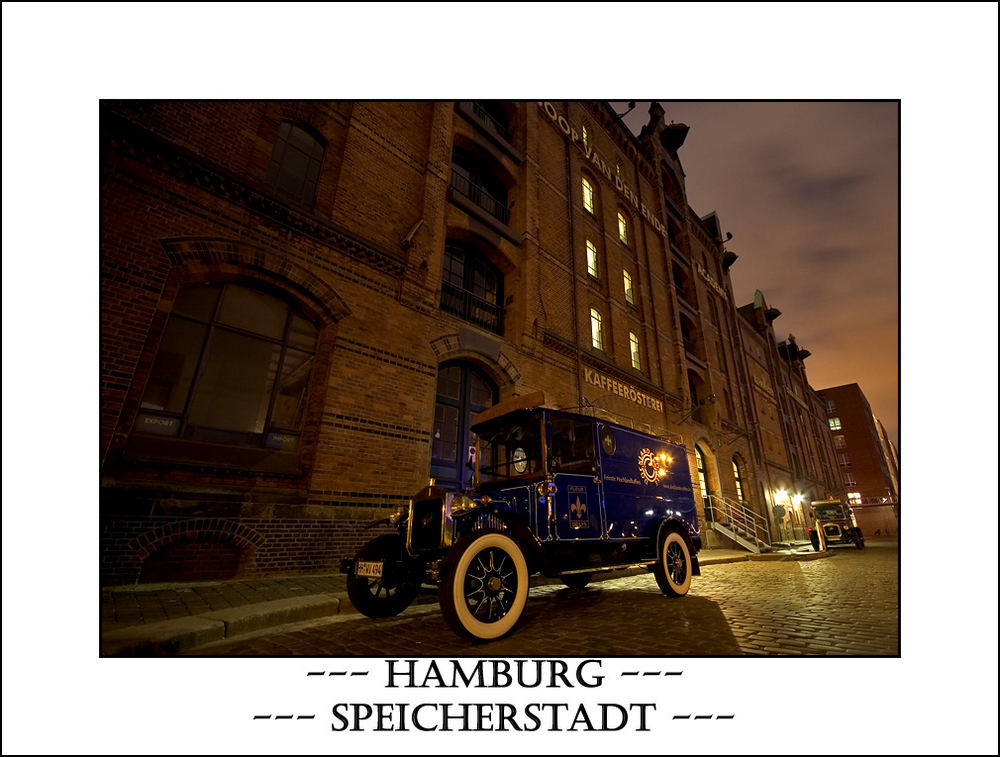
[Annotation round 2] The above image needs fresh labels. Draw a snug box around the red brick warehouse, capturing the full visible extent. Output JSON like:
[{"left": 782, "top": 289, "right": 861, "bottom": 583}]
[{"left": 100, "top": 101, "right": 846, "bottom": 584}]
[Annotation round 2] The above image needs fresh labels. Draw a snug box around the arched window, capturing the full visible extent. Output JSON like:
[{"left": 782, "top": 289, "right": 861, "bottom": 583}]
[
  {"left": 617, "top": 209, "right": 631, "bottom": 246},
  {"left": 586, "top": 239, "right": 599, "bottom": 278},
  {"left": 135, "top": 282, "right": 318, "bottom": 451},
  {"left": 695, "top": 445, "right": 709, "bottom": 500},
  {"left": 629, "top": 331, "right": 641, "bottom": 370},
  {"left": 440, "top": 241, "right": 504, "bottom": 334},
  {"left": 266, "top": 121, "right": 325, "bottom": 206},
  {"left": 732, "top": 457, "right": 745, "bottom": 502},
  {"left": 590, "top": 308, "right": 604, "bottom": 351},
  {"left": 582, "top": 176, "right": 596, "bottom": 214}
]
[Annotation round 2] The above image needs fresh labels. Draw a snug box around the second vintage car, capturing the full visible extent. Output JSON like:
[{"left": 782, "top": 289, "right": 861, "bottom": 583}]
[
  {"left": 807, "top": 499, "right": 865, "bottom": 551},
  {"left": 342, "top": 391, "right": 702, "bottom": 641}
]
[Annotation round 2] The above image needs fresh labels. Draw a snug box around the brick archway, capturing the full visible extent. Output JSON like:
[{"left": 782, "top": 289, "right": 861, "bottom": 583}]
[
  {"left": 159, "top": 237, "right": 351, "bottom": 323},
  {"left": 130, "top": 519, "right": 265, "bottom": 583}
]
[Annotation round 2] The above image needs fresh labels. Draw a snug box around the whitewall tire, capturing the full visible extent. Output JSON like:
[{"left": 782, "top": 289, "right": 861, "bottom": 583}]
[
  {"left": 439, "top": 530, "right": 529, "bottom": 641},
  {"left": 653, "top": 528, "right": 693, "bottom": 597}
]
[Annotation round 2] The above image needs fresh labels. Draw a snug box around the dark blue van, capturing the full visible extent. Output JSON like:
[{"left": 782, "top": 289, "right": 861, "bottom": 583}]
[{"left": 343, "top": 391, "right": 701, "bottom": 641}]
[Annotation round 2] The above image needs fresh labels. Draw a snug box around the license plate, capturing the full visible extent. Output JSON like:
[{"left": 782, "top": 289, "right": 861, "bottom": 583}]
[{"left": 356, "top": 560, "right": 383, "bottom": 578}]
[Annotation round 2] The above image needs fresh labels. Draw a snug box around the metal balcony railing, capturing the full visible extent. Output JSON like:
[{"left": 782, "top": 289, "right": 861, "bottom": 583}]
[
  {"left": 440, "top": 281, "right": 504, "bottom": 334},
  {"left": 462, "top": 101, "right": 513, "bottom": 144},
  {"left": 450, "top": 168, "right": 509, "bottom": 225},
  {"left": 705, "top": 495, "right": 772, "bottom": 552}
]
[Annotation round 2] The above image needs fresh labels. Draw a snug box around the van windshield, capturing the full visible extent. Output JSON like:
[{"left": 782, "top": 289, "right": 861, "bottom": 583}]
[{"left": 477, "top": 414, "right": 544, "bottom": 482}]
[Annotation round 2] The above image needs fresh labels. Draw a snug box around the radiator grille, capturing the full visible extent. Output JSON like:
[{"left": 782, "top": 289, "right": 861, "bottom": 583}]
[{"left": 409, "top": 498, "right": 443, "bottom": 551}]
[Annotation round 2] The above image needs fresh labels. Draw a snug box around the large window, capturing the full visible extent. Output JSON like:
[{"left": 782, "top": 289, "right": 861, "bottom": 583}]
[
  {"left": 440, "top": 241, "right": 504, "bottom": 334},
  {"left": 450, "top": 146, "right": 509, "bottom": 224},
  {"left": 586, "top": 239, "right": 599, "bottom": 278},
  {"left": 590, "top": 309, "right": 604, "bottom": 351},
  {"left": 266, "top": 121, "right": 325, "bottom": 207},
  {"left": 829, "top": 417, "right": 842, "bottom": 431},
  {"left": 629, "top": 331, "right": 641, "bottom": 370},
  {"left": 135, "top": 282, "right": 317, "bottom": 451}
]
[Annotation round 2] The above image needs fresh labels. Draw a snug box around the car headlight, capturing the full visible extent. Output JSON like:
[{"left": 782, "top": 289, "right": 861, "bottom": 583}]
[{"left": 450, "top": 494, "right": 478, "bottom": 515}]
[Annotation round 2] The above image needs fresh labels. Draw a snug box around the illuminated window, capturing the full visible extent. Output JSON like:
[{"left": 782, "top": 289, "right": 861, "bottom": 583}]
[
  {"left": 582, "top": 177, "right": 595, "bottom": 214},
  {"left": 586, "top": 239, "right": 599, "bottom": 278},
  {"left": 732, "top": 458, "right": 745, "bottom": 502},
  {"left": 266, "top": 121, "right": 325, "bottom": 207},
  {"left": 135, "top": 282, "right": 318, "bottom": 452},
  {"left": 847, "top": 492, "right": 862, "bottom": 506},
  {"left": 833, "top": 434, "right": 847, "bottom": 449},
  {"left": 695, "top": 446, "right": 709, "bottom": 500},
  {"left": 623, "top": 269, "right": 634, "bottom": 304},
  {"left": 629, "top": 331, "right": 641, "bottom": 370},
  {"left": 617, "top": 210, "right": 630, "bottom": 245},
  {"left": 590, "top": 309, "right": 603, "bottom": 351},
  {"left": 829, "top": 417, "right": 842, "bottom": 431}
]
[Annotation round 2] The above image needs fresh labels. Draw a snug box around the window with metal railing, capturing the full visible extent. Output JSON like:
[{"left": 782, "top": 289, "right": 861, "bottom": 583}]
[
  {"left": 450, "top": 146, "right": 509, "bottom": 225},
  {"left": 464, "top": 101, "right": 513, "bottom": 144},
  {"left": 440, "top": 242, "right": 504, "bottom": 334}
]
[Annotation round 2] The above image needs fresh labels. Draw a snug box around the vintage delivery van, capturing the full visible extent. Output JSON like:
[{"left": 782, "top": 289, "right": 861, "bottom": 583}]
[{"left": 342, "top": 391, "right": 701, "bottom": 641}]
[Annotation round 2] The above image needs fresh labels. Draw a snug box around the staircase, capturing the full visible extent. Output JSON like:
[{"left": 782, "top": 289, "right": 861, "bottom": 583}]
[{"left": 705, "top": 495, "right": 772, "bottom": 553}]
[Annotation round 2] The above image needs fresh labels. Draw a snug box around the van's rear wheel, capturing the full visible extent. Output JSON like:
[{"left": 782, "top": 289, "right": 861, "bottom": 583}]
[
  {"left": 653, "top": 529, "right": 692, "bottom": 597},
  {"left": 439, "top": 530, "right": 529, "bottom": 642}
]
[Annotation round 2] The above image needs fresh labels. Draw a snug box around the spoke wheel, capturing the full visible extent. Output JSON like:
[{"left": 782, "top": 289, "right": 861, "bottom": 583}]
[
  {"left": 346, "top": 534, "right": 420, "bottom": 618},
  {"left": 439, "top": 530, "right": 529, "bottom": 642},
  {"left": 653, "top": 528, "right": 693, "bottom": 597}
]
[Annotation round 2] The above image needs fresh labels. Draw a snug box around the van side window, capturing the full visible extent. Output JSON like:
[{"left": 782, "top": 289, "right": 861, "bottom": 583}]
[{"left": 549, "top": 417, "right": 597, "bottom": 474}]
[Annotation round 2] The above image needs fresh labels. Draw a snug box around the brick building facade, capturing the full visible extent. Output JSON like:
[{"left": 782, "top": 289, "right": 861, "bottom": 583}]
[
  {"left": 817, "top": 383, "right": 900, "bottom": 536},
  {"left": 100, "top": 101, "right": 846, "bottom": 585}
]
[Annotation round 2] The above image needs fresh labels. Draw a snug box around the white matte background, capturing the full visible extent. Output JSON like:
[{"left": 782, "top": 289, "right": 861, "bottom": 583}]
[{"left": 2, "top": 3, "right": 997, "bottom": 754}]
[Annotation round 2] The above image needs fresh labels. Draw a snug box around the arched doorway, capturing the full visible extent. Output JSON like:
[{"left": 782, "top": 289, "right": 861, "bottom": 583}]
[{"left": 430, "top": 361, "right": 497, "bottom": 490}]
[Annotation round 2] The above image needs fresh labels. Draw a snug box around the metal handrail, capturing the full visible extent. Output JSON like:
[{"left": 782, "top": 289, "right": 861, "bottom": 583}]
[
  {"left": 705, "top": 495, "right": 771, "bottom": 548},
  {"left": 440, "top": 281, "right": 504, "bottom": 334},
  {"left": 449, "top": 169, "right": 509, "bottom": 225},
  {"left": 463, "top": 101, "right": 513, "bottom": 144}
]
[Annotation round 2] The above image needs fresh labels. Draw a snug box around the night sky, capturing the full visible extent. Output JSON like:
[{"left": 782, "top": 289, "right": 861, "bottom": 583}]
[{"left": 614, "top": 101, "right": 899, "bottom": 447}]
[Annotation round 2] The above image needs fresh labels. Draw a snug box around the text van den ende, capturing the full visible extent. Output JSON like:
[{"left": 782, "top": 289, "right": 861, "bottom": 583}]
[{"left": 385, "top": 658, "right": 604, "bottom": 688}]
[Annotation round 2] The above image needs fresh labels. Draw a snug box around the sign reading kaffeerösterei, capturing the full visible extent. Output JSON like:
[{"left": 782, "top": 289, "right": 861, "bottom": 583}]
[
  {"left": 537, "top": 102, "right": 669, "bottom": 238},
  {"left": 584, "top": 367, "right": 664, "bottom": 413}
]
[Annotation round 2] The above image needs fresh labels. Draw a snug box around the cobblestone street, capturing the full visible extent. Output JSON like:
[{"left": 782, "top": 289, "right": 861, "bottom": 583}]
[{"left": 189, "top": 540, "right": 898, "bottom": 656}]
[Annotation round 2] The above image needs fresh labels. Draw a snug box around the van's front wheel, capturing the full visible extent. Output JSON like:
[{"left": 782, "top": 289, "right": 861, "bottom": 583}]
[
  {"left": 653, "top": 529, "right": 692, "bottom": 597},
  {"left": 439, "top": 530, "right": 529, "bottom": 642}
]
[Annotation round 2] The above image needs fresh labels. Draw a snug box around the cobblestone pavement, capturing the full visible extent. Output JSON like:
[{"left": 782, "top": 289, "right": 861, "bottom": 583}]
[{"left": 188, "top": 541, "right": 898, "bottom": 656}]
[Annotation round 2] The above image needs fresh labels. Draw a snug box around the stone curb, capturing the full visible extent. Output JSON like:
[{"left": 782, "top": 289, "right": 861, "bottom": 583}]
[{"left": 101, "top": 594, "right": 346, "bottom": 657}]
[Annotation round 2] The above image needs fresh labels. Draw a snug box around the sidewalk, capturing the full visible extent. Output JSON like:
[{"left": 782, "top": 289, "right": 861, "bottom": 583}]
[{"left": 100, "top": 545, "right": 832, "bottom": 656}]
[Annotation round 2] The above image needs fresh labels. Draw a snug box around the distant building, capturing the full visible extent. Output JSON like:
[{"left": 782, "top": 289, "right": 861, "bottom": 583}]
[{"left": 817, "top": 383, "right": 899, "bottom": 536}]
